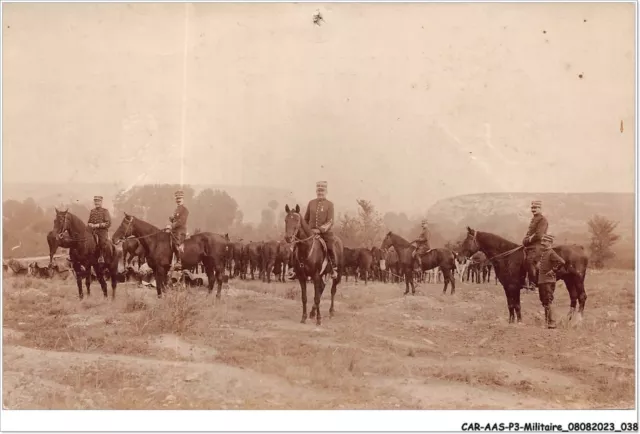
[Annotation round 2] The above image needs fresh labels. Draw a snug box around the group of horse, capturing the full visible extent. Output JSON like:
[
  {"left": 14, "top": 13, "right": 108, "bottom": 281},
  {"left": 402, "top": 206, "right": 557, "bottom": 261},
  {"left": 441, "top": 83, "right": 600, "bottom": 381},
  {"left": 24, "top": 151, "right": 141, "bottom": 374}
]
[{"left": 42, "top": 205, "right": 589, "bottom": 328}]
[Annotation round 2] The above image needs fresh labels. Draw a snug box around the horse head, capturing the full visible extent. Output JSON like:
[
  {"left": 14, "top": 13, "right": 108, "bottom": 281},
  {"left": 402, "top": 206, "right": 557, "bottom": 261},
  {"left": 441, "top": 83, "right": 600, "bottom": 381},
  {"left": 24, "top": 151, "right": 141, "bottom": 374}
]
[
  {"left": 380, "top": 231, "right": 394, "bottom": 251},
  {"left": 460, "top": 226, "right": 480, "bottom": 257},
  {"left": 112, "top": 212, "right": 135, "bottom": 245},
  {"left": 53, "top": 208, "right": 70, "bottom": 240},
  {"left": 283, "top": 204, "right": 302, "bottom": 243}
]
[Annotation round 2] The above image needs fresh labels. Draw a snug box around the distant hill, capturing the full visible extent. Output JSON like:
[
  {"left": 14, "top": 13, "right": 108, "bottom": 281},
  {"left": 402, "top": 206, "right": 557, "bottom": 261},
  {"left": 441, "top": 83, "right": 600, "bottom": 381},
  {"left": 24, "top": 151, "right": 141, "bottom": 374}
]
[
  {"left": 2, "top": 182, "right": 300, "bottom": 224},
  {"left": 426, "top": 192, "right": 635, "bottom": 266}
]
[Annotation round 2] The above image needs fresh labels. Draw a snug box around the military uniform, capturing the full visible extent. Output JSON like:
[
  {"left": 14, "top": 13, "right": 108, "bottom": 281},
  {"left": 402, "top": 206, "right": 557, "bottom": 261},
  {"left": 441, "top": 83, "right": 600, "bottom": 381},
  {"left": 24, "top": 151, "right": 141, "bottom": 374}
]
[
  {"left": 88, "top": 196, "right": 111, "bottom": 263},
  {"left": 523, "top": 200, "right": 549, "bottom": 288},
  {"left": 412, "top": 225, "right": 431, "bottom": 257},
  {"left": 304, "top": 181, "right": 338, "bottom": 278},
  {"left": 537, "top": 234, "right": 565, "bottom": 329},
  {"left": 169, "top": 191, "right": 189, "bottom": 268}
]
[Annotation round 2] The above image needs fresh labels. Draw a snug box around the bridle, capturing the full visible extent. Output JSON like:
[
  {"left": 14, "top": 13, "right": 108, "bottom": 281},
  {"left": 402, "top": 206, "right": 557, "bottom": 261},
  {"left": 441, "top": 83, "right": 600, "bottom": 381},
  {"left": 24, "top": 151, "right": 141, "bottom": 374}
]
[{"left": 113, "top": 215, "right": 164, "bottom": 244}]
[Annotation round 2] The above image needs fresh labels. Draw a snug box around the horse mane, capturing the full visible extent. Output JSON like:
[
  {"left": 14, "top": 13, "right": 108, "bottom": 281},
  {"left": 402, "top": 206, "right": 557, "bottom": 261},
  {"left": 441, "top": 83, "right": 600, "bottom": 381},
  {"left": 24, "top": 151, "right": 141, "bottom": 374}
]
[
  {"left": 476, "top": 230, "right": 519, "bottom": 251},
  {"left": 386, "top": 231, "right": 411, "bottom": 247},
  {"left": 67, "top": 212, "right": 88, "bottom": 233},
  {"left": 130, "top": 215, "right": 161, "bottom": 233}
]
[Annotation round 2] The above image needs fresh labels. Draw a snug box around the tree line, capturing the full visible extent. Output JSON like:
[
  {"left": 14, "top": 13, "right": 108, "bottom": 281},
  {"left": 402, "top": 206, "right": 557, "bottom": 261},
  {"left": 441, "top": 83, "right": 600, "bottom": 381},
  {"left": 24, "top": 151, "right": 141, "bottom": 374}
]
[{"left": 1, "top": 184, "right": 625, "bottom": 269}]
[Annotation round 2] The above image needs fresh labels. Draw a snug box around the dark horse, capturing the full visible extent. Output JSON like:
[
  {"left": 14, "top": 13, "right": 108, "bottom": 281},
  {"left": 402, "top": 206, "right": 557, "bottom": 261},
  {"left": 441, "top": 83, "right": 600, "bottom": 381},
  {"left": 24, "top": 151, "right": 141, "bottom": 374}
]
[
  {"left": 112, "top": 213, "right": 228, "bottom": 298},
  {"left": 381, "top": 232, "right": 456, "bottom": 295},
  {"left": 53, "top": 209, "right": 119, "bottom": 299},
  {"left": 284, "top": 204, "right": 344, "bottom": 326},
  {"left": 380, "top": 232, "right": 416, "bottom": 294},
  {"left": 122, "top": 237, "right": 146, "bottom": 270},
  {"left": 460, "top": 227, "right": 588, "bottom": 324}
]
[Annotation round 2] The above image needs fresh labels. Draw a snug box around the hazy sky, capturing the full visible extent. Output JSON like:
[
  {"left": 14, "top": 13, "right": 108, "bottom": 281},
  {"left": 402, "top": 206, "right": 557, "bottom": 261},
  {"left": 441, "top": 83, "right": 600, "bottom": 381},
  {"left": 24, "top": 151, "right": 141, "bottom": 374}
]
[{"left": 2, "top": 2, "right": 635, "bottom": 213}]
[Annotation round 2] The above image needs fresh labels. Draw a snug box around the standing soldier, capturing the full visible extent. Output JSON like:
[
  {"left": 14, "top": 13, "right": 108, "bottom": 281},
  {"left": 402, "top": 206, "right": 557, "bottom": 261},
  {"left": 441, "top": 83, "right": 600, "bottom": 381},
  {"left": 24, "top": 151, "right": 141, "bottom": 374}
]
[
  {"left": 303, "top": 181, "right": 338, "bottom": 279},
  {"left": 410, "top": 219, "right": 432, "bottom": 266},
  {"left": 87, "top": 195, "right": 111, "bottom": 264},
  {"left": 522, "top": 199, "right": 549, "bottom": 290},
  {"left": 166, "top": 190, "right": 189, "bottom": 270},
  {"left": 537, "top": 234, "right": 566, "bottom": 329}
]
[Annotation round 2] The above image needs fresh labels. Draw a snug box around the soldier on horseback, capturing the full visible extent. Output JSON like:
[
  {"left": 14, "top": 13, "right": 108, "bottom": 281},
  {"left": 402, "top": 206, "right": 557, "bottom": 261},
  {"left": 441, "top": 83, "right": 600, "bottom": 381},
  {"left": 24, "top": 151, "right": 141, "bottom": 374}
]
[
  {"left": 522, "top": 199, "right": 549, "bottom": 290},
  {"left": 87, "top": 195, "right": 111, "bottom": 263},
  {"left": 303, "top": 181, "right": 338, "bottom": 279},
  {"left": 410, "top": 219, "right": 431, "bottom": 266},
  {"left": 166, "top": 190, "right": 189, "bottom": 270}
]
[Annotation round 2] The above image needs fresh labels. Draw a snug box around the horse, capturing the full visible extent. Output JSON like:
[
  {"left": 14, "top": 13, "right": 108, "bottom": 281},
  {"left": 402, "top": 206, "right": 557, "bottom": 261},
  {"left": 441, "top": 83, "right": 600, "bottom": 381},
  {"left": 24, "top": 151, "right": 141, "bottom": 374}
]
[
  {"left": 380, "top": 232, "right": 416, "bottom": 295},
  {"left": 356, "top": 248, "right": 374, "bottom": 284},
  {"left": 343, "top": 247, "right": 360, "bottom": 282},
  {"left": 284, "top": 204, "right": 344, "bottom": 326},
  {"left": 122, "top": 237, "right": 146, "bottom": 270},
  {"left": 229, "top": 241, "right": 245, "bottom": 278},
  {"left": 246, "top": 241, "right": 264, "bottom": 280},
  {"left": 460, "top": 227, "right": 588, "bottom": 324},
  {"left": 261, "top": 240, "right": 279, "bottom": 283},
  {"left": 384, "top": 247, "right": 400, "bottom": 283},
  {"left": 416, "top": 247, "right": 457, "bottom": 294},
  {"left": 112, "top": 213, "right": 228, "bottom": 298},
  {"left": 274, "top": 241, "right": 293, "bottom": 283},
  {"left": 370, "top": 246, "right": 384, "bottom": 281},
  {"left": 53, "top": 209, "right": 119, "bottom": 300}
]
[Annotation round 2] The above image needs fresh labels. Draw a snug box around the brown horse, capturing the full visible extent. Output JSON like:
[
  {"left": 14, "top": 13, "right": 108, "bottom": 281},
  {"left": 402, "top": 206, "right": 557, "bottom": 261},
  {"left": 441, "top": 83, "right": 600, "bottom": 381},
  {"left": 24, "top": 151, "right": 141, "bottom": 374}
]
[
  {"left": 122, "top": 237, "right": 146, "bottom": 270},
  {"left": 284, "top": 204, "right": 344, "bottom": 326},
  {"left": 416, "top": 248, "right": 457, "bottom": 294},
  {"left": 112, "top": 213, "right": 228, "bottom": 298},
  {"left": 53, "top": 209, "right": 119, "bottom": 300},
  {"left": 460, "top": 227, "right": 589, "bottom": 324},
  {"left": 261, "top": 240, "right": 279, "bottom": 283},
  {"left": 380, "top": 232, "right": 418, "bottom": 295}
]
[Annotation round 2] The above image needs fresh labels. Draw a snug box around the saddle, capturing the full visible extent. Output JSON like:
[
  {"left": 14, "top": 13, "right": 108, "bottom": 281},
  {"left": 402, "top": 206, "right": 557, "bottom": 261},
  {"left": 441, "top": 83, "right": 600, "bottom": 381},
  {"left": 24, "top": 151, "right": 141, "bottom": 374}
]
[{"left": 292, "top": 235, "right": 330, "bottom": 276}]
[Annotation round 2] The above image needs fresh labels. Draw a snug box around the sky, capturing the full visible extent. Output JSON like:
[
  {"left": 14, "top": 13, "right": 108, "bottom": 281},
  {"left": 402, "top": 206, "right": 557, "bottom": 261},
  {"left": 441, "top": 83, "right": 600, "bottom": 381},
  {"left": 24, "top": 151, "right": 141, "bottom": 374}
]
[{"left": 2, "top": 2, "right": 636, "bottom": 214}]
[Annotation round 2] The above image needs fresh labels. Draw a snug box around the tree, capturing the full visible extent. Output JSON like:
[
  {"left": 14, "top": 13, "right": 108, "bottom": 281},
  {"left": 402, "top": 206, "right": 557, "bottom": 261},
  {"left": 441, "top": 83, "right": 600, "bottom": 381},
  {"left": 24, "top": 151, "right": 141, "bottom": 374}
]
[
  {"left": 587, "top": 215, "right": 620, "bottom": 269},
  {"left": 356, "top": 199, "right": 384, "bottom": 248},
  {"left": 193, "top": 189, "right": 239, "bottom": 232},
  {"left": 268, "top": 200, "right": 279, "bottom": 211},
  {"left": 337, "top": 213, "right": 361, "bottom": 247},
  {"left": 113, "top": 184, "right": 196, "bottom": 227}
]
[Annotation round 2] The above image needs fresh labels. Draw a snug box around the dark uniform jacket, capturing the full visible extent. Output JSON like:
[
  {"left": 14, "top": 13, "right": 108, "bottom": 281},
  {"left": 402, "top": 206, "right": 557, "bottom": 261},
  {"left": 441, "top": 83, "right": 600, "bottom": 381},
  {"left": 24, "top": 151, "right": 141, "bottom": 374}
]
[
  {"left": 524, "top": 214, "right": 548, "bottom": 246},
  {"left": 414, "top": 227, "right": 431, "bottom": 249},
  {"left": 88, "top": 207, "right": 111, "bottom": 235},
  {"left": 304, "top": 198, "right": 335, "bottom": 234},
  {"left": 538, "top": 248, "right": 566, "bottom": 284},
  {"left": 170, "top": 205, "right": 189, "bottom": 236}
]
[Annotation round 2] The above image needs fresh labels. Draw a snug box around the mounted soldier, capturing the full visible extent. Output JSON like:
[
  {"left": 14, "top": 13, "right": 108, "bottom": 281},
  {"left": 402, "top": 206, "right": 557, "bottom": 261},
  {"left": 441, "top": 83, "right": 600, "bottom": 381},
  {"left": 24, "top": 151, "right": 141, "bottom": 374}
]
[
  {"left": 87, "top": 195, "right": 111, "bottom": 264},
  {"left": 410, "top": 219, "right": 431, "bottom": 266},
  {"left": 303, "top": 181, "right": 338, "bottom": 279},
  {"left": 166, "top": 190, "right": 189, "bottom": 270},
  {"left": 522, "top": 199, "right": 549, "bottom": 290}
]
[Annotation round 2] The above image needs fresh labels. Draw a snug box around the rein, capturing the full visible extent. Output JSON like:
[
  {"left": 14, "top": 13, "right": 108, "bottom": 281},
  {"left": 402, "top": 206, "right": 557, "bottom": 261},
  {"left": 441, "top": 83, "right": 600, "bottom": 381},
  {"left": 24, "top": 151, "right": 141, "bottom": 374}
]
[{"left": 115, "top": 217, "right": 165, "bottom": 244}]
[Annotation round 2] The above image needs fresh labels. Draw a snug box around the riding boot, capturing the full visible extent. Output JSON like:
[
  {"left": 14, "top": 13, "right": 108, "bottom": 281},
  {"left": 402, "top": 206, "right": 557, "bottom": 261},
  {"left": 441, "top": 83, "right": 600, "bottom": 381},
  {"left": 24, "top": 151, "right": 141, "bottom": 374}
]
[
  {"left": 328, "top": 249, "right": 338, "bottom": 279},
  {"left": 547, "top": 305, "right": 557, "bottom": 329},
  {"left": 544, "top": 305, "right": 550, "bottom": 324},
  {"left": 173, "top": 246, "right": 183, "bottom": 270}
]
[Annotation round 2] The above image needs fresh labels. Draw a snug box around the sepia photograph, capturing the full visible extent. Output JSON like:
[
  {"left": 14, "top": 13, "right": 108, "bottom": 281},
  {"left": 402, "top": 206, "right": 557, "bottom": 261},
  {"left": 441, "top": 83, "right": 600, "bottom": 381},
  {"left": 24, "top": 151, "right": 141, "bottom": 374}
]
[{"left": 1, "top": 0, "right": 637, "bottom": 431}]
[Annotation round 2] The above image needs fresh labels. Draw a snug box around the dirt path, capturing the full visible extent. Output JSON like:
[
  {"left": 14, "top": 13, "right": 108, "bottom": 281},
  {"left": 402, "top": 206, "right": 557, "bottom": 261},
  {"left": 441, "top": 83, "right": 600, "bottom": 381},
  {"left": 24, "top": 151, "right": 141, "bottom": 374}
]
[{"left": 2, "top": 269, "right": 635, "bottom": 409}]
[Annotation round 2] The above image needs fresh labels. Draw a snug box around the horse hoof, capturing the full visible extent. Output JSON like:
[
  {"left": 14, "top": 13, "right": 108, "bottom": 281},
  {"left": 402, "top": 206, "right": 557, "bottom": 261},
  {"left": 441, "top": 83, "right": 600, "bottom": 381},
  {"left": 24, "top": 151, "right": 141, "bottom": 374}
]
[{"left": 300, "top": 318, "right": 307, "bottom": 324}]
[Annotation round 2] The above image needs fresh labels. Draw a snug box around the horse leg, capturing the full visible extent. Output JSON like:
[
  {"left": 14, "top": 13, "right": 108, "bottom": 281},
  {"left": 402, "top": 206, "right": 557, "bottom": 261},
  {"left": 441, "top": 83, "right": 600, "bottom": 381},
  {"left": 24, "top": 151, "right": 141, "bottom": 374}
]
[
  {"left": 74, "top": 264, "right": 84, "bottom": 300},
  {"left": 299, "top": 275, "right": 309, "bottom": 323},
  {"left": 576, "top": 275, "right": 587, "bottom": 320},
  {"left": 513, "top": 284, "right": 523, "bottom": 323},
  {"left": 403, "top": 267, "right": 410, "bottom": 295},
  {"left": 95, "top": 265, "right": 109, "bottom": 298},
  {"left": 155, "top": 267, "right": 164, "bottom": 298},
  {"left": 503, "top": 286, "right": 515, "bottom": 323},
  {"left": 449, "top": 269, "right": 456, "bottom": 295},
  {"left": 110, "top": 265, "right": 118, "bottom": 300},
  {"left": 329, "top": 275, "right": 339, "bottom": 318},
  {"left": 85, "top": 272, "right": 92, "bottom": 297},
  {"left": 215, "top": 263, "right": 224, "bottom": 298},
  {"left": 313, "top": 276, "right": 325, "bottom": 326}
]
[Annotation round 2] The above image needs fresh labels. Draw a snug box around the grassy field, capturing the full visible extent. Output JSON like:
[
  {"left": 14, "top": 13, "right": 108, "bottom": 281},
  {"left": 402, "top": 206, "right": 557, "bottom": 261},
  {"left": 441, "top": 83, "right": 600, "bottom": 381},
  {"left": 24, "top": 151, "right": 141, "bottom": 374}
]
[{"left": 2, "top": 269, "right": 635, "bottom": 410}]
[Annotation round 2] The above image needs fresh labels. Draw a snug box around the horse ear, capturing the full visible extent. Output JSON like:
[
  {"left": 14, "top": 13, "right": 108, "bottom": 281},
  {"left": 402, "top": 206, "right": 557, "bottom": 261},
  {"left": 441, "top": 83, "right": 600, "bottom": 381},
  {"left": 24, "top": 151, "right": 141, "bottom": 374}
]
[
  {"left": 466, "top": 226, "right": 472, "bottom": 233},
  {"left": 285, "top": 204, "right": 290, "bottom": 214},
  {"left": 295, "top": 204, "right": 300, "bottom": 213},
  {"left": 55, "top": 207, "right": 59, "bottom": 214}
]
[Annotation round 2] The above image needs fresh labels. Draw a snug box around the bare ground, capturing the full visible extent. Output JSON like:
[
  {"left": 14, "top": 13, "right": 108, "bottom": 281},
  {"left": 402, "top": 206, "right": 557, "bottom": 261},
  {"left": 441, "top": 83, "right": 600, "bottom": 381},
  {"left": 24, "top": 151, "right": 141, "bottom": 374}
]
[{"left": 2, "top": 269, "right": 635, "bottom": 409}]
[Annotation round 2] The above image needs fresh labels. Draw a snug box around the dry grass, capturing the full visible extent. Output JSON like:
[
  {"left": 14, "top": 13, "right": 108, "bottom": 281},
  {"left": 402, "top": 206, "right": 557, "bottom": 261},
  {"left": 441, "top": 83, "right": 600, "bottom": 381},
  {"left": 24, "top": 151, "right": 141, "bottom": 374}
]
[{"left": 2, "top": 269, "right": 635, "bottom": 410}]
